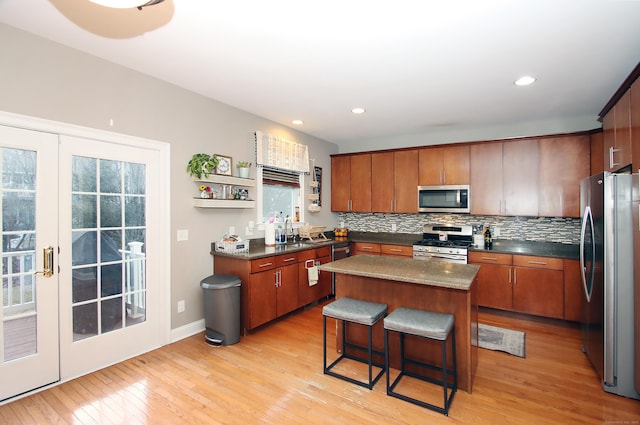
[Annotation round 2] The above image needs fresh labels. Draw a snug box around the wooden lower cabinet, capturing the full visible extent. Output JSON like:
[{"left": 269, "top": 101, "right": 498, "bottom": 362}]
[
  {"left": 298, "top": 247, "right": 332, "bottom": 306},
  {"left": 563, "top": 259, "right": 582, "bottom": 322},
  {"left": 351, "top": 242, "right": 381, "bottom": 256},
  {"left": 469, "top": 251, "right": 567, "bottom": 320},
  {"left": 380, "top": 244, "right": 412, "bottom": 257}
]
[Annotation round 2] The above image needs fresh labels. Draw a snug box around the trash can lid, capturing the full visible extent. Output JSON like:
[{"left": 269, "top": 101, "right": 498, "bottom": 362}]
[{"left": 201, "top": 274, "right": 242, "bottom": 289}]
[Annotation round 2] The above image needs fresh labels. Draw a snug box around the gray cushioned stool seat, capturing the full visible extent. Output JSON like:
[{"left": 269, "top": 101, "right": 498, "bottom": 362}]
[
  {"left": 323, "top": 297, "right": 387, "bottom": 326},
  {"left": 384, "top": 307, "right": 454, "bottom": 340}
]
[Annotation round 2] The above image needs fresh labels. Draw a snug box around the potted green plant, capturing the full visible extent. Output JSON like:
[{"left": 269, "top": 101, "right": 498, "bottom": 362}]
[
  {"left": 186, "top": 153, "right": 219, "bottom": 179},
  {"left": 236, "top": 161, "right": 251, "bottom": 178}
]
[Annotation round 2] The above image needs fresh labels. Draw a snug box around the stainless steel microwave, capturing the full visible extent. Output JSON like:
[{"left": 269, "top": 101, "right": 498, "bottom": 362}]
[{"left": 417, "top": 185, "right": 470, "bottom": 213}]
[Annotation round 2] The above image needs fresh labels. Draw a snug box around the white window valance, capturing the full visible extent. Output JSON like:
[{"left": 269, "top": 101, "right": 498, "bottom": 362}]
[{"left": 255, "top": 131, "right": 310, "bottom": 173}]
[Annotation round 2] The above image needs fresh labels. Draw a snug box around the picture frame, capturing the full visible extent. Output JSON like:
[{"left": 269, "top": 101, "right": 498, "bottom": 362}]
[{"left": 215, "top": 154, "right": 232, "bottom": 176}]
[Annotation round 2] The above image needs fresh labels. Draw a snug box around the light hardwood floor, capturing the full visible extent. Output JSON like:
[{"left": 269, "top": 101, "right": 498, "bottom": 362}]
[{"left": 1, "top": 302, "right": 639, "bottom": 424}]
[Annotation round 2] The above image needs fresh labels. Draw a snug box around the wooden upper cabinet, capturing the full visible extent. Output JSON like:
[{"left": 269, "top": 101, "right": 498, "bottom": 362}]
[
  {"left": 503, "top": 138, "right": 539, "bottom": 216},
  {"left": 539, "top": 135, "right": 591, "bottom": 217},
  {"left": 470, "top": 142, "right": 503, "bottom": 215},
  {"left": 419, "top": 145, "right": 470, "bottom": 185},
  {"left": 604, "top": 89, "right": 632, "bottom": 172},
  {"left": 331, "top": 156, "right": 351, "bottom": 212},
  {"left": 393, "top": 149, "right": 419, "bottom": 213},
  {"left": 371, "top": 151, "right": 394, "bottom": 212},
  {"left": 350, "top": 154, "right": 372, "bottom": 212},
  {"left": 590, "top": 131, "right": 604, "bottom": 175},
  {"left": 330, "top": 154, "right": 371, "bottom": 212}
]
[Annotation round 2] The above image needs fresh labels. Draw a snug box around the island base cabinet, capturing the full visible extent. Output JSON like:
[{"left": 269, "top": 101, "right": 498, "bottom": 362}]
[{"left": 333, "top": 273, "right": 477, "bottom": 393}]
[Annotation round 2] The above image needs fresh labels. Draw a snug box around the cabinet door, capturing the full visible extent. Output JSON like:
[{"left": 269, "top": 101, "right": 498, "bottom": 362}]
[
  {"left": 393, "top": 150, "right": 419, "bottom": 213},
  {"left": 248, "top": 270, "right": 277, "bottom": 329},
  {"left": 603, "top": 110, "right": 616, "bottom": 172},
  {"left": 371, "top": 151, "right": 394, "bottom": 212},
  {"left": 513, "top": 267, "right": 563, "bottom": 319},
  {"left": 563, "top": 259, "right": 582, "bottom": 322},
  {"left": 276, "top": 264, "right": 299, "bottom": 317},
  {"left": 331, "top": 156, "right": 351, "bottom": 211},
  {"left": 538, "top": 135, "right": 590, "bottom": 217},
  {"left": 418, "top": 147, "right": 444, "bottom": 185},
  {"left": 380, "top": 244, "right": 413, "bottom": 257},
  {"left": 614, "top": 90, "right": 632, "bottom": 169},
  {"left": 470, "top": 142, "right": 503, "bottom": 215},
  {"left": 475, "top": 263, "right": 513, "bottom": 310},
  {"left": 503, "top": 138, "right": 539, "bottom": 216},
  {"left": 591, "top": 131, "right": 604, "bottom": 176},
  {"left": 351, "top": 242, "right": 381, "bottom": 255},
  {"left": 350, "top": 154, "right": 372, "bottom": 212},
  {"left": 442, "top": 144, "right": 470, "bottom": 184}
]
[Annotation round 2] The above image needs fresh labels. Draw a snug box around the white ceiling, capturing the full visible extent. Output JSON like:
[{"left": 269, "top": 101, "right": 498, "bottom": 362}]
[{"left": 1, "top": 0, "right": 640, "bottom": 150}]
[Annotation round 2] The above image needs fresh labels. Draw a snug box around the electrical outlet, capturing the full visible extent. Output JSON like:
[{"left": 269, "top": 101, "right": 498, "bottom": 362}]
[
  {"left": 177, "top": 229, "right": 189, "bottom": 241},
  {"left": 493, "top": 227, "right": 501, "bottom": 238},
  {"left": 177, "top": 300, "right": 185, "bottom": 313},
  {"left": 391, "top": 223, "right": 397, "bottom": 232}
]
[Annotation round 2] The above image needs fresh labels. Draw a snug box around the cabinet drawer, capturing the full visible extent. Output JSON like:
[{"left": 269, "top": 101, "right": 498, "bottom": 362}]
[
  {"left": 513, "top": 255, "right": 563, "bottom": 270},
  {"left": 352, "top": 242, "right": 381, "bottom": 253},
  {"left": 380, "top": 244, "right": 413, "bottom": 257},
  {"left": 468, "top": 251, "right": 512, "bottom": 265},
  {"left": 316, "top": 246, "right": 331, "bottom": 258},
  {"left": 276, "top": 253, "right": 299, "bottom": 267},
  {"left": 250, "top": 257, "right": 277, "bottom": 273},
  {"left": 297, "top": 249, "right": 316, "bottom": 262}
]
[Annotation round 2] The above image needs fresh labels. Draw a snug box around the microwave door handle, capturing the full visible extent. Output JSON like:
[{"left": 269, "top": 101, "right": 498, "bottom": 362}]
[{"left": 456, "top": 190, "right": 460, "bottom": 206}]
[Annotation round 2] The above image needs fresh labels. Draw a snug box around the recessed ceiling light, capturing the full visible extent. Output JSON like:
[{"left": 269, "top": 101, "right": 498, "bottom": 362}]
[
  {"left": 514, "top": 76, "right": 536, "bottom": 86},
  {"left": 351, "top": 107, "right": 366, "bottom": 114},
  {"left": 292, "top": 119, "right": 304, "bottom": 125}
]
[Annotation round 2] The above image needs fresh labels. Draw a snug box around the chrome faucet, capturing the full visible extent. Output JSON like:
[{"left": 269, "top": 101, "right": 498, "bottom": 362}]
[{"left": 285, "top": 216, "right": 296, "bottom": 242}]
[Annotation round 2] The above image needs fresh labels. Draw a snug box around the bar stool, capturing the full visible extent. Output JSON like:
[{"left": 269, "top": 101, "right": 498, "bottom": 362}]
[
  {"left": 384, "top": 307, "right": 457, "bottom": 416},
  {"left": 322, "top": 297, "right": 388, "bottom": 389}
]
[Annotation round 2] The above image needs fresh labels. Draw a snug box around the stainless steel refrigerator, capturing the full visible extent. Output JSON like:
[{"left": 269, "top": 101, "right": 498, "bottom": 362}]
[{"left": 580, "top": 172, "right": 639, "bottom": 400}]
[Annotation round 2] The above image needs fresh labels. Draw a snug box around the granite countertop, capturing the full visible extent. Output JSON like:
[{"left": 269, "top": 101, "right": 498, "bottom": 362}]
[{"left": 318, "top": 254, "right": 480, "bottom": 291}]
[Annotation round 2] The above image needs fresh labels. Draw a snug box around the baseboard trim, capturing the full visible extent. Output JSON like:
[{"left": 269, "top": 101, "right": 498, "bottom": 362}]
[{"left": 170, "top": 319, "right": 205, "bottom": 343}]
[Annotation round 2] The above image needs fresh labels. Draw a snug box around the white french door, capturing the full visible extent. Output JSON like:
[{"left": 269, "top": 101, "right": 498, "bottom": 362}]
[
  {"left": 0, "top": 125, "right": 59, "bottom": 401},
  {"left": 0, "top": 118, "right": 168, "bottom": 402}
]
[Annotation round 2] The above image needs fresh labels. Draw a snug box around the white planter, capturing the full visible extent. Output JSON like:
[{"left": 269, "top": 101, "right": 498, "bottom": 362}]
[{"left": 237, "top": 167, "right": 250, "bottom": 178}]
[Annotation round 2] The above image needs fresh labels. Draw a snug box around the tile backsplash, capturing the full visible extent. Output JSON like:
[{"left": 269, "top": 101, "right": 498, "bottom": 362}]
[{"left": 338, "top": 212, "right": 581, "bottom": 244}]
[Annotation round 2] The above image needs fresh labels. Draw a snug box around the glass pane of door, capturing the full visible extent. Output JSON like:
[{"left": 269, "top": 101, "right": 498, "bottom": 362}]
[{"left": 71, "top": 157, "right": 147, "bottom": 342}]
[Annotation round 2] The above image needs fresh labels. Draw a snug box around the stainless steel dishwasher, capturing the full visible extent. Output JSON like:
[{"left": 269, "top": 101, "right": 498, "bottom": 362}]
[{"left": 331, "top": 242, "right": 350, "bottom": 295}]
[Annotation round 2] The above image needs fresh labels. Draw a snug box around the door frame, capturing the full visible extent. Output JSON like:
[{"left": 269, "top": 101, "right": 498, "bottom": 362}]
[{"left": 0, "top": 111, "right": 171, "bottom": 397}]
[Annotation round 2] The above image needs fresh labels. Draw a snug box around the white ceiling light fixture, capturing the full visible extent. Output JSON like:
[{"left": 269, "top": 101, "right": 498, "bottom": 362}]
[
  {"left": 89, "top": 0, "right": 165, "bottom": 10},
  {"left": 351, "top": 107, "right": 366, "bottom": 114},
  {"left": 514, "top": 76, "right": 537, "bottom": 86},
  {"left": 292, "top": 119, "right": 304, "bottom": 125}
]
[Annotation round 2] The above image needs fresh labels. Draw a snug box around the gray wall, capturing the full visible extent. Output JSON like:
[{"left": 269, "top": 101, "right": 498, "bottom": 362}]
[{"left": 0, "top": 24, "right": 339, "bottom": 331}]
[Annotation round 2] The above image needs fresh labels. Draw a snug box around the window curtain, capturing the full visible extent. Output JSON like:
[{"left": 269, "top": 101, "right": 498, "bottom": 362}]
[
  {"left": 255, "top": 131, "right": 310, "bottom": 173},
  {"left": 262, "top": 167, "right": 300, "bottom": 188}
]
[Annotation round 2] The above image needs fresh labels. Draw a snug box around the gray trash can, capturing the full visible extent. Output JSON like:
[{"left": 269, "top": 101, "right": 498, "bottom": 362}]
[{"left": 200, "top": 274, "right": 241, "bottom": 346}]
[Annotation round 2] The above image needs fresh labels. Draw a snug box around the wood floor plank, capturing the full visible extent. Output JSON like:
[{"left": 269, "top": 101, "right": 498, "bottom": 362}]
[{"left": 1, "top": 303, "right": 639, "bottom": 424}]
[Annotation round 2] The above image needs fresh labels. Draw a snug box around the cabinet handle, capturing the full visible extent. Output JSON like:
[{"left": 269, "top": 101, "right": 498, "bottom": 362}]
[
  {"left": 282, "top": 257, "right": 296, "bottom": 262},
  {"left": 513, "top": 268, "right": 517, "bottom": 284},
  {"left": 480, "top": 257, "right": 498, "bottom": 261},
  {"left": 274, "top": 270, "right": 281, "bottom": 287},
  {"left": 389, "top": 248, "right": 402, "bottom": 252},
  {"left": 304, "top": 259, "right": 315, "bottom": 269},
  {"left": 258, "top": 262, "right": 273, "bottom": 268},
  {"left": 527, "top": 261, "right": 547, "bottom": 265},
  {"left": 361, "top": 246, "right": 373, "bottom": 250},
  {"left": 609, "top": 146, "right": 620, "bottom": 169},
  {"left": 508, "top": 268, "right": 512, "bottom": 284}
]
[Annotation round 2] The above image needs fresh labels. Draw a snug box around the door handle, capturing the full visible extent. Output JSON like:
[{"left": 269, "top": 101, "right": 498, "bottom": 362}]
[{"left": 34, "top": 246, "right": 54, "bottom": 277}]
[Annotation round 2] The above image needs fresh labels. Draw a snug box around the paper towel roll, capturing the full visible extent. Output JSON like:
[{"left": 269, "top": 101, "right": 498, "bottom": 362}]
[{"left": 265, "top": 222, "right": 276, "bottom": 246}]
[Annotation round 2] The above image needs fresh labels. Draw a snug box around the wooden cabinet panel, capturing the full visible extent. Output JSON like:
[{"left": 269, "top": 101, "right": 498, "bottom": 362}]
[
  {"left": 476, "top": 263, "right": 513, "bottom": 311},
  {"left": 468, "top": 251, "right": 512, "bottom": 265},
  {"left": 513, "top": 255, "right": 563, "bottom": 270},
  {"left": 419, "top": 145, "right": 470, "bottom": 185},
  {"left": 513, "top": 267, "right": 564, "bottom": 319},
  {"left": 350, "top": 154, "right": 372, "bottom": 212},
  {"left": 380, "top": 244, "right": 412, "bottom": 257},
  {"left": 248, "top": 269, "right": 277, "bottom": 329},
  {"left": 352, "top": 242, "right": 380, "bottom": 255},
  {"left": 603, "top": 111, "right": 616, "bottom": 172},
  {"left": 604, "top": 90, "right": 633, "bottom": 172},
  {"left": 470, "top": 142, "right": 503, "bottom": 215},
  {"left": 371, "top": 151, "right": 394, "bottom": 212},
  {"left": 503, "top": 138, "right": 539, "bottom": 216},
  {"left": 276, "top": 264, "right": 299, "bottom": 317},
  {"left": 538, "top": 135, "right": 590, "bottom": 217},
  {"left": 250, "top": 257, "right": 276, "bottom": 273},
  {"left": 298, "top": 255, "right": 331, "bottom": 306},
  {"left": 331, "top": 156, "right": 351, "bottom": 212},
  {"left": 393, "top": 150, "right": 419, "bottom": 213},
  {"left": 563, "top": 259, "right": 582, "bottom": 322},
  {"left": 275, "top": 252, "right": 298, "bottom": 267},
  {"left": 591, "top": 131, "right": 604, "bottom": 175}
]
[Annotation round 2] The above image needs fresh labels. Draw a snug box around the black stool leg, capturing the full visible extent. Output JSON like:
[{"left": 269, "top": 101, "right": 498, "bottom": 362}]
[
  {"left": 442, "top": 337, "right": 449, "bottom": 416},
  {"left": 384, "top": 328, "right": 390, "bottom": 393},
  {"left": 323, "top": 315, "right": 327, "bottom": 372}
]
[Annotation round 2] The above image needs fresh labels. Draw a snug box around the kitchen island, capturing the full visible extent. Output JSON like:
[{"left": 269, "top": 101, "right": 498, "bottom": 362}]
[{"left": 318, "top": 254, "right": 480, "bottom": 393}]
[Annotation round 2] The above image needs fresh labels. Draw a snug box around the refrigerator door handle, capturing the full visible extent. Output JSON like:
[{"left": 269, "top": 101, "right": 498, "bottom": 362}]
[{"left": 580, "top": 206, "right": 595, "bottom": 302}]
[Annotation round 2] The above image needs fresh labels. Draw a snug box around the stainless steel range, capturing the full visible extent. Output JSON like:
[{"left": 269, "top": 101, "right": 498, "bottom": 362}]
[{"left": 413, "top": 224, "right": 473, "bottom": 264}]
